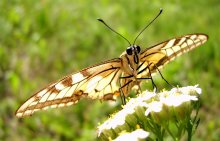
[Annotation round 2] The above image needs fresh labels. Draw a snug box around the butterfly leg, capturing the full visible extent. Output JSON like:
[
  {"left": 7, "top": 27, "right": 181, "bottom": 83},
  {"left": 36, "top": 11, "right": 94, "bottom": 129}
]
[
  {"left": 153, "top": 63, "right": 174, "bottom": 88},
  {"left": 136, "top": 77, "right": 155, "bottom": 92},
  {"left": 147, "top": 65, "right": 158, "bottom": 91},
  {"left": 118, "top": 78, "right": 133, "bottom": 105},
  {"left": 119, "top": 79, "right": 126, "bottom": 105},
  {"left": 137, "top": 62, "right": 157, "bottom": 91},
  {"left": 137, "top": 72, "right": 157, "bottom": 91}
]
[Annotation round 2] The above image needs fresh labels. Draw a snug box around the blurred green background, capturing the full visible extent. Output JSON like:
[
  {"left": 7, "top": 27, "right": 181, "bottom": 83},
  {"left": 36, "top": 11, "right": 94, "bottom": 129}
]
[{"left": 0, "top": 0, "right": 219, "bottom": 140}]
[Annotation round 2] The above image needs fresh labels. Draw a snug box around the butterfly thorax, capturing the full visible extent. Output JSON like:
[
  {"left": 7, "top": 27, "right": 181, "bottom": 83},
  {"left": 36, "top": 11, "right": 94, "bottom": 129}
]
[{"left": 120, "top": 45, "right": 141, "bottom": 79}]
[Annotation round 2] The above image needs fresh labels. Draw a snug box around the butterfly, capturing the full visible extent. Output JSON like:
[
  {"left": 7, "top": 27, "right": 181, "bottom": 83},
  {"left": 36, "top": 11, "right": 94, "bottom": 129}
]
[{"left": 15, "top": 9, "right": 208, "bottom": 117}]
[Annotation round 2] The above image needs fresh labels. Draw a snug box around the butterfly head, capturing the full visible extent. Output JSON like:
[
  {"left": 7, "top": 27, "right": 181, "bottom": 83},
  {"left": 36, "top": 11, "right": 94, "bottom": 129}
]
[
  {"left": 126, "top": 45, "right": 141, "bottom": 55},
  {"left": 126, "top": 45, "right": 141, "bottom": 64}
]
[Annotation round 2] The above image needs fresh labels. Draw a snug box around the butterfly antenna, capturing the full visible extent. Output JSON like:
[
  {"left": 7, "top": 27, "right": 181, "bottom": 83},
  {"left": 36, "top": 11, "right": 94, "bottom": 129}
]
[
  {"left": 97, "top": 18, "right": 131, "bottom": 46},
  {"left": 133, "top": 8, "right": 163, "bottom": 45}
]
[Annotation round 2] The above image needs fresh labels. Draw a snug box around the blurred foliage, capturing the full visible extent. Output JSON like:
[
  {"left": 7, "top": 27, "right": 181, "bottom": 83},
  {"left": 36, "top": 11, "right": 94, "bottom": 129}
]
[{"left": 0, "top": 0, "right": 219, "bottom": 140}]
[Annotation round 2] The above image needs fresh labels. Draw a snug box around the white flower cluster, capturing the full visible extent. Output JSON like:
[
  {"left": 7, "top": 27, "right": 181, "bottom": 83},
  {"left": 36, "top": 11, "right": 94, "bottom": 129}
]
[
  {"left": 113, "top": 129, "right": 149, "bottom": 141},
  {"left": 97, "top": 85, "right": 201, "bottom": 140}
]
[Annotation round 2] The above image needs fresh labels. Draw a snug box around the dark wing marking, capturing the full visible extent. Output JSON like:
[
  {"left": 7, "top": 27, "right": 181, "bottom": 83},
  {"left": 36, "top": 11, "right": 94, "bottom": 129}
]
[{"left": 16, "top": 58, "right": 122, "bottom": 117}]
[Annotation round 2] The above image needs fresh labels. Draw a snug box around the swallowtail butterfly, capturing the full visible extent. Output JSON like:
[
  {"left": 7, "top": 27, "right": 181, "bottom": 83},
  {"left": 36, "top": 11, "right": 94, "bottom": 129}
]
[{"left": 15, "top": 9, "right": 208, "bottom": 117}]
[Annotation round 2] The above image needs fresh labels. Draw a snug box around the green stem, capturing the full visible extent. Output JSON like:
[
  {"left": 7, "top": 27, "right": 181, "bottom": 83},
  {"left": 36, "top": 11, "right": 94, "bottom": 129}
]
[{"left": 166, "top": 126, "right": 177, "bottom": 141}]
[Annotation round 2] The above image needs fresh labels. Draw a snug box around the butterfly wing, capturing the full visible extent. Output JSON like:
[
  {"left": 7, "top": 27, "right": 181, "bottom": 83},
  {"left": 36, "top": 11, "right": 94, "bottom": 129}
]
[
  {"left": 138, "top": 33, "right": 208, "bottom": 78},
  {"left": 16, "top": 58, "right": 122, "bottom": 117}
]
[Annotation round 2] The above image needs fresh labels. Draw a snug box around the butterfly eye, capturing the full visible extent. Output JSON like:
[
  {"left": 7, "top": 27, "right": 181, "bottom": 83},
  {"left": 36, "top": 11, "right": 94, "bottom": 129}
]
[
  {"left": 136, "top": 46, "right": 141, "bottom": 53},
  {"left": 126, "top": 47, "right": 133, "bottom": 55}
]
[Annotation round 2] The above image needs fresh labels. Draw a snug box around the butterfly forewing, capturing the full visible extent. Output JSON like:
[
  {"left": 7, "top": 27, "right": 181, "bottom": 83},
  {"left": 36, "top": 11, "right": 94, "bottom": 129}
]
[
  {"left": 16, "top": 58, "right": 122, "bottom": 117},
  {"left": 137, "top": 33, "right": 208, "bottom": 78}
]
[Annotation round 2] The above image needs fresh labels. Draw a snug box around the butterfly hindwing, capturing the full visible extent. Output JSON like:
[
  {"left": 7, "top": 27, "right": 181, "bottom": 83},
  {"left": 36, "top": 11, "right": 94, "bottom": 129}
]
[{"left": 16, "top": 58, "right": 122, "bottom": 117}]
